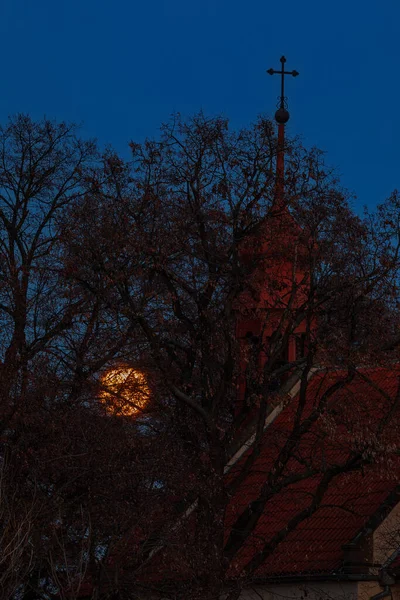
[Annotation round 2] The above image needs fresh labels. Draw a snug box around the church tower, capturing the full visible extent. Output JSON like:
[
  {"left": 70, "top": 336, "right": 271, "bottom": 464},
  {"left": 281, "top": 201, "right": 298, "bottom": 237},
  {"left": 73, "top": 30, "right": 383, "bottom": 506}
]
[{"left": 236, "top": 57, "right": 310, "bottom": 410}]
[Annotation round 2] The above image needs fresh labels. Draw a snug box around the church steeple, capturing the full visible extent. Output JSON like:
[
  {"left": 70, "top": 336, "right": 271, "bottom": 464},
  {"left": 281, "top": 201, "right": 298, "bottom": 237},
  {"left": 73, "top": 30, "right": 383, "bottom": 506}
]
[
  {"left": 235, "top": 57, "right": 307, "bottom": 417},
  {"left": 267, "top": 56, "right": 299, "bottom": 208}
]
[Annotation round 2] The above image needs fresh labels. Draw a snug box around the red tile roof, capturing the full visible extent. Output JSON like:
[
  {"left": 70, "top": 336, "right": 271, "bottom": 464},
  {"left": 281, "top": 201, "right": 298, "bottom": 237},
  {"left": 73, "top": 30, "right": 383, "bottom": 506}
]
[{"left": 225, "top": 366, "right": 400, "bottom": 579}]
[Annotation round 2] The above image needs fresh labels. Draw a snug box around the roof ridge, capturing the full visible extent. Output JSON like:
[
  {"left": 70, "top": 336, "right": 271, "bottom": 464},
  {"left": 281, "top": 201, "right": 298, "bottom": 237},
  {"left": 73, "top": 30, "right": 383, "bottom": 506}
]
[{"left": 224, "top": 367, "right": 319, "bottom": 474}]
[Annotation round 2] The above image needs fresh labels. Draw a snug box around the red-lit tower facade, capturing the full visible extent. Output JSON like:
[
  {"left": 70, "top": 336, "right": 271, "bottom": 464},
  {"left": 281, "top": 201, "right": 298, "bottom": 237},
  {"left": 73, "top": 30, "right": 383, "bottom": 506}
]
[{"left": 236, "top": 57, "right": 311, "bottom": 409}]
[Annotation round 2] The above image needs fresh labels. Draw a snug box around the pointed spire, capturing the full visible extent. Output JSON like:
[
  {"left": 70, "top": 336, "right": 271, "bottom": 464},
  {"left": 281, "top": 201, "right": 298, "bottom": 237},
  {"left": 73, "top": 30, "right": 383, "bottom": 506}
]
[{"left": 267, "top": 56, "right": 299, "bottom": 209}]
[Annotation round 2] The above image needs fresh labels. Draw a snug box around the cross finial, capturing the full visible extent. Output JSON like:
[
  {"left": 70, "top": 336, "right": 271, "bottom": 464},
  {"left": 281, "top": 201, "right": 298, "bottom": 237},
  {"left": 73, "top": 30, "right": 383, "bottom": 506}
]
[{"left": 267, "top": 56, "right": 299, "bottom": 123}]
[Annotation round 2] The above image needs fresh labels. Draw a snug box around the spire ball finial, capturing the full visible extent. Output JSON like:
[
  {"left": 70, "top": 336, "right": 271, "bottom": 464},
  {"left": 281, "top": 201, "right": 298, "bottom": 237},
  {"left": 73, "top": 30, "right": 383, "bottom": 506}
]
[{"left": 275, "top": 107, "right": 290, "bottom": 124}]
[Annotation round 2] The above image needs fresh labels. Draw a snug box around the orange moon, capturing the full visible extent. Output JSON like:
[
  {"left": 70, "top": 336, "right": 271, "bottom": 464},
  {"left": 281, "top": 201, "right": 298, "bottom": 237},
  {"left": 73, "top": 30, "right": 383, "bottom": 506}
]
[{"left": 100, "top": 367, "right": 150, "bottom": 417}]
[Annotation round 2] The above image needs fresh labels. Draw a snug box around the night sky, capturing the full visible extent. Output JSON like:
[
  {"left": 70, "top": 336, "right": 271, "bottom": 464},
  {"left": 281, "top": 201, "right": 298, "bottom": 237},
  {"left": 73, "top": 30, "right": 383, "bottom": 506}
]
[{"left": 1, "top": 0, "right": 398, "bottom": 211}]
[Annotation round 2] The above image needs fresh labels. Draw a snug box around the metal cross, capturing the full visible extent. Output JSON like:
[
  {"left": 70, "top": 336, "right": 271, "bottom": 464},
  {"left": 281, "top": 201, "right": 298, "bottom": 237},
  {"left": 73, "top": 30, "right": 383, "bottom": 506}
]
[{"left": 267, "top": 56, "right": 299, "bottom": 108}]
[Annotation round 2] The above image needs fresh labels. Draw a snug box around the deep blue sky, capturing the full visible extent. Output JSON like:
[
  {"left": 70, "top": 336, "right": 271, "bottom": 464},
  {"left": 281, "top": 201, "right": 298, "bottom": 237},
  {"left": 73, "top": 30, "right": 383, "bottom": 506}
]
[{"left": 0, "top": 0, "right": 398, "bottom": 210}]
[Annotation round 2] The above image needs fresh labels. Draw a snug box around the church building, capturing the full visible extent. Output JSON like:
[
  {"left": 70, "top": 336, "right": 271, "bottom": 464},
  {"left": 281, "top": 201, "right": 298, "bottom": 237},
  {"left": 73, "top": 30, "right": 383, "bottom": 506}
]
[{"left": 75, "top": 57, "right": 400, "bottom": 600}]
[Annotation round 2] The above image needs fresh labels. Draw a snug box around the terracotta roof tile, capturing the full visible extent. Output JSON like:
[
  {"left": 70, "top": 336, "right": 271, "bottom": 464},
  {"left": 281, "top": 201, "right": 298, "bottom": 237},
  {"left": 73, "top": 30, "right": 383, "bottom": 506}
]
[{"left": 225, "top": 367, "right": 400, "bottom": 578}]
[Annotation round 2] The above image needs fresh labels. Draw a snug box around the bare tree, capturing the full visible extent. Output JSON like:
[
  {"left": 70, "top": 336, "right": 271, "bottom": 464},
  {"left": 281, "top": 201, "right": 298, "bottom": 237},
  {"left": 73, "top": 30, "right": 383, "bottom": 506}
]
[
  {"left": 0, "top": 116, "right": 170, "bottom": 599},
  {"left": 2, "top": 113, "right": 399, "bottom": 599},
  {"left": 63, "top": 113, "right": 400, "bottom": 599}
]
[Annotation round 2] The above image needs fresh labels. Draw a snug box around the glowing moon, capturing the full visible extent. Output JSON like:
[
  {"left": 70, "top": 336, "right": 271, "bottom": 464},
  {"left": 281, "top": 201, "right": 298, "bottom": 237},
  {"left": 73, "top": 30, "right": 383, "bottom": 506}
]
[{"left": 100, "top": 367, "right": 150, "bottom": 417}]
